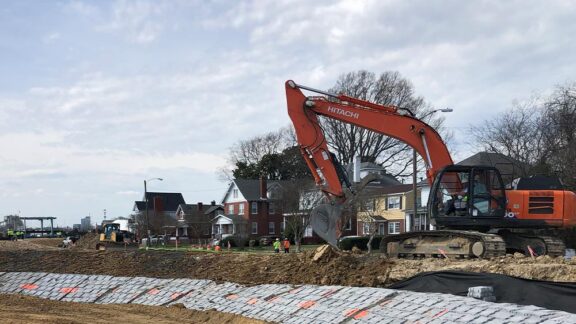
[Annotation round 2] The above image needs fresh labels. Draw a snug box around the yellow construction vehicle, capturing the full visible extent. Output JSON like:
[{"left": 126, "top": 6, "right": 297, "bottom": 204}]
[{"left": 96, "top": 223, "right": 137, "bottom": 250}]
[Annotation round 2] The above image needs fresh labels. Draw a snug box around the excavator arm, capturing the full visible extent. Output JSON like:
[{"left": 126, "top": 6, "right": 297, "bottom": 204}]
[{"left": 285, "top": 80, "right": 454, "bottom": 246}]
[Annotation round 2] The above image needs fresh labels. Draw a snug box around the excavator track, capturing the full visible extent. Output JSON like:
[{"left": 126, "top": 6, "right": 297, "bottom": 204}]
[
  {"left": 380, "top": 230, "right": 506, "bottom": 258},
  {"left": 540, "top": 236, "right": 566, "bottom": 257},
  {"left": 495, "top": 231, "right": 566, "bottom": 257}
]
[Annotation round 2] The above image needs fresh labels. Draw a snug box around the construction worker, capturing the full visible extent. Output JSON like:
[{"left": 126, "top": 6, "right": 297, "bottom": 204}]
[
  {"left": 273, "top": 238, "right": 281, "bottom": 253},
  {"left": 283, "top": 238, "right": 290, "bottom": 253}
]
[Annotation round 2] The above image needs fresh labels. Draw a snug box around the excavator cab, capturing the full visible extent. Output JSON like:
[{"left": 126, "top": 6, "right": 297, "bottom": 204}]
[{"left": 429, "top": 165, "right": 507, "bottom": 231}]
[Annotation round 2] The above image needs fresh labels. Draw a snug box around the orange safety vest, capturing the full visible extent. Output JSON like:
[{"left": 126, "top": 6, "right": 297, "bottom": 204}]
[{"left": 283, "top": 240, "right": 290, "bottom": 248}]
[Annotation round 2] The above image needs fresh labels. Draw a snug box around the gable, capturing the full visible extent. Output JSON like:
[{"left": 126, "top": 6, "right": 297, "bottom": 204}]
[
  {"left": 267, "top": 182, "right": 283, "bottom": 199},
  {"left": 222, "top": 181, "right": 247, "bottom": 204}
]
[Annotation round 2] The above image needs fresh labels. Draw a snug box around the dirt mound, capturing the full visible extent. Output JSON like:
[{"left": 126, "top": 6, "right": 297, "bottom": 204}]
[
  {"left": 0, "top": 293, "right": 265, "bottom": 324},
  {"left": 0, "top": 240, "right": 60, "bottom": 252},
  {"left": 27, "top": 238, "right": 63, "bottom": 248},
  {"left": 1, "top": 249, "right": 574, "bottom": 287},
  {"left": 72, "top": 233, "right": 100, "bottom": 250},
  {"left": 311, "top": 244, "right": 338, "bottom": 262}
]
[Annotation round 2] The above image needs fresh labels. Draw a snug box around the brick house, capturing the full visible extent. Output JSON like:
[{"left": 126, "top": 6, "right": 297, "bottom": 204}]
[{"left": 217, "top": 177, "right": 284, "bottom": 239}]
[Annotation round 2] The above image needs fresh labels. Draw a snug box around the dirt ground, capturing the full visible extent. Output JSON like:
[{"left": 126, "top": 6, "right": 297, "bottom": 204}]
[
  {"left": 0, "top": 239, "right": 61, "bottom": 251},
  {"left": 0, "top": 294, "right": 265, "bottom": 324},
  {"left": 1, "top": 239, "right": 575, "bottom": 286}
]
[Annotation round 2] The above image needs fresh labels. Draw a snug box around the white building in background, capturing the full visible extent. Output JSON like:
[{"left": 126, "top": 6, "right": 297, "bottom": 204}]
[
  {"left": 111, "top": 218, "right": 131, "bottom": 232},
  {"left": 80, "top": 216, "right": 91, "bottom": 232}
]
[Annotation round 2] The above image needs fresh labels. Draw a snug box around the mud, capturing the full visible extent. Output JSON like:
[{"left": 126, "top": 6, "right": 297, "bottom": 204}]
[
  {"left": 0, "top": 246, "right": 574, "bottom": 286},
  {"left": 71, "top": 233, "right": 100, "bottom": 250},
  {"left": 0, "top": 294, "right": 265, "bottom": 324}
]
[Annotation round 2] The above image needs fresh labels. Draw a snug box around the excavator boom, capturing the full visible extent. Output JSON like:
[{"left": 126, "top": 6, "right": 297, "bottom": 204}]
[
  {"left": 286, "top": 80, "right": 453, "bottom": 246},
  {"left": 286, "top": 80, "right": 453, "bottom": 195}
]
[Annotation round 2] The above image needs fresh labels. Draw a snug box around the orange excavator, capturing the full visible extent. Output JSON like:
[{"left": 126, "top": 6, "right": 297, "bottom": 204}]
[{"left": 286, "top": 80, "right": 575, "bottom": 258}]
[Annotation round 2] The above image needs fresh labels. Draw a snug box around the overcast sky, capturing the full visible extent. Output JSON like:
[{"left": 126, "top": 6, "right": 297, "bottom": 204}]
[{"left": 1, "top": 0, "right": 575, "bottom": 227}]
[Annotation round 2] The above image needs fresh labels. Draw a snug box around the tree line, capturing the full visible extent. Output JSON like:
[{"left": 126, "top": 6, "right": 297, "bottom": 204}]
[
  {"left": 220, "top": 70, "right": 449, "bottom": 184},
  {"left": 471, "top": 83, "right": 576, "bottom": 188}
]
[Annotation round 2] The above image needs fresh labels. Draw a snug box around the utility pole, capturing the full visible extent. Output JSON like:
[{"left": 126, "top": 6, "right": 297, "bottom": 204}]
[
  {"left": 411, "top": 108, "right": 453, "bottom": 232},
  {"left": 144, "top": 178, "right": 163, "bottom": 245},
  {"left": 144, "top": 180, "right": 148, "bottom": 243},
  {"left": 412, "top": 148, "right": 417, "bottom": 232}
]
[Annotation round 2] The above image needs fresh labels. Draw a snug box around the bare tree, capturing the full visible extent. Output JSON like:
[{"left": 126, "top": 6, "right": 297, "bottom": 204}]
[
  {"left": 148, "top": 211, "right": 176, "bottom": 236},
  {"left": 470, "top": 100, "right": 546, "bottom": 176},
  {"left": 219, "top": 126, "right": 296, "bottom": 181},
  {"left": 469, "top": 82, "right": 576, "bottom": 188},
  {"left": 321, "top": 70, "right": 450, "bottom": 180},
  {"left": 540, "top": 84, "right": 576, "bottom": 188},
  {"left": 232, "top": 220, "right": 249, "bottom": 248},
  {"left": 356, "top": 191, "right": 383, "bottom": 254},
  {"left": 281, "top": 179, "right": 321, "bottom": 252}
]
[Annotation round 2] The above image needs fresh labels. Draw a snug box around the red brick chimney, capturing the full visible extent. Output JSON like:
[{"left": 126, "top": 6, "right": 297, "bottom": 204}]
[{"left": 260, "top": 176, "right": 267, "bottom": 199}]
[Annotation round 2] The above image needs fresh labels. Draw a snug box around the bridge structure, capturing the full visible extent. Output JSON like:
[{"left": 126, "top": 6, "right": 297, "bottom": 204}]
[{"left": 21, "top": 217, "right": 57, "bottom": 237}]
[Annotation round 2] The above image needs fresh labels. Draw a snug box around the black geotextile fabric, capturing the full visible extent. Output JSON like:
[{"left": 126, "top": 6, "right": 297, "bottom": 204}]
[{"left": 388, "top": 271, "right": 576, "bottom": 313}]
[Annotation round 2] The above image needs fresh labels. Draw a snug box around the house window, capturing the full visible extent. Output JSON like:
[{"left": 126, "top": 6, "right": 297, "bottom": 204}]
[
  {"left": 268, "top": 222, "right": 275, "bottom": 234},
  {"left": 251, "top": 202, "right": 258, "bottom": 214},
  {"left": 280, "top": 221, "right": 285, "bottom": 232},
  {"left": 344, "top": 218, "right": 352, "bottom": 231},
  {"left": 388, "top": 221, "right": 400, "bottom": 234},
  {"left": 387, "top": 196, "right": 401, "bottom": 209},
  {"left": 251, "top": 222, "right": 258, "bottom": 234},
  {"left": 379, "top": 223, "right": 385, "bottom": 235},
  {"left": 269, "top": 202, "right": 275, "bottom": 214},
  {"left": 362, "top": 199, "right": 375, "bottom": 212},
  {"left": 363, "top": 223, "right": 371, "bottom": 235},
  {"left": 304, "top": 225, "right": 313, "bottom": 237},
  {"left": 228, "top": 204, "right": 234, "bottom": 215},
  {"left": 233, "top": 189, "right": 238, "bottom": 198},
  {"left": 239, "top": 203, "right": 245, "bottom": 215}
]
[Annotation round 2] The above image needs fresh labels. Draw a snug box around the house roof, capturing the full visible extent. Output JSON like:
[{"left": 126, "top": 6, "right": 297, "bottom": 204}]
[
  {"left": 361, "top": 184, "right": 413, "bottom": 196},
  {"left": 204, "top": 204, "right": 223, "bottom": 215},
  {"left": 178, "top": 204, "right": 201, "bottom": 214},
  {"left": 345, "top": 161, "right": 402, "bottom": 186},
  {"left": 143, "top": 192, "right": 186, "bottom": 212},
  {"left": 359, "top": 214, "right": 388, "bottom": 222},
  {"left": 370, "top": 215, "right": 387, "bottom": 222},
  {"left": 457, "top": 152, "right": 527, "bottom": 179},
  {"left": 134, "top": 201, "right": 146, "bottom": 211},
  {"left": 233, "top": 179, "right": 284, "bottom": 201},
  {"left": 212, "top": 214, "right": 247, "bottom": 223}
]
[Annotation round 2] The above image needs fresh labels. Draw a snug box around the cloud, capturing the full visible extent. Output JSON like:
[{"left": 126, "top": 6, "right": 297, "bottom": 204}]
[
  {"left": 0, "top": 131, "right": 227, "bottom": 181},
  {"left": 64, "top": 0, "right": 99, "bottom": 16},
  {"left": 42, "top": 32, "right": 61, "bottom": 44},
  {"left": 115, "top": 190, "right": 140, "bottom": 196},
  {"left": 96, "top": 0, "right": 170, "bottom": 43}
]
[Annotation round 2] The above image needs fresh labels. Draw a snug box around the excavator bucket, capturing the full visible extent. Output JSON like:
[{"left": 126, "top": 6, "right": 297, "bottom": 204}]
[{"left": 310, "top": 203, "right": 343, "bottom": 248}]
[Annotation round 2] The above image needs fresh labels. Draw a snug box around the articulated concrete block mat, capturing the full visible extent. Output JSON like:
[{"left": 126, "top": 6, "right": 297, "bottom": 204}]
[{"left": 0, "top": 272, "right": 574, "bottom": 323}]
